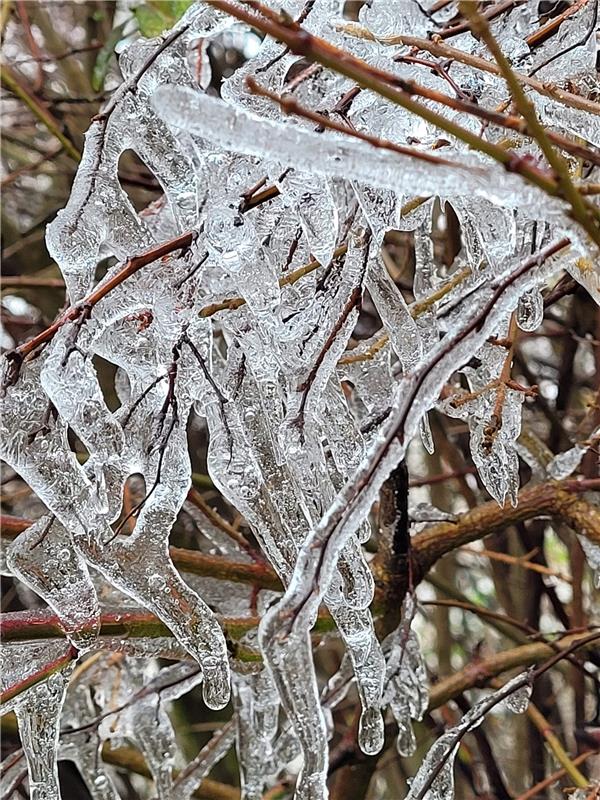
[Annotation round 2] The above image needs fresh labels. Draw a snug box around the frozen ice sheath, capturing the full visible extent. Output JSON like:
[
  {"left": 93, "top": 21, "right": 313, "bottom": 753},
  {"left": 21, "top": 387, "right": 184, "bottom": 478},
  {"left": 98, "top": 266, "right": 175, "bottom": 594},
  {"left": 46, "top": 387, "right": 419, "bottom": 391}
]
[{"left": 1, "top": 0, "right": 598, "bottom": 798}]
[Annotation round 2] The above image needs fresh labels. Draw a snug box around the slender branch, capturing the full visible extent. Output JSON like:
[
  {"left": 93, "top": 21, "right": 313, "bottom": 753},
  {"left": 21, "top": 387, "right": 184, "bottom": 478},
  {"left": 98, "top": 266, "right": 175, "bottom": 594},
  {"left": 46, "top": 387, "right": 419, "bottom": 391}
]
[
  {"left": 525, "top": 0, "right": 590, "bottom": 47},
  {"left": 409, "top": 466, "right": 477, "bottom": 487},
  {"left": 525, "top": 700, "right": 589, "bottom": 787},
  {"left": 335, "top": 23, "right": 600, "bottom": 117},
  {"left": 93, "top": 22, "right": 191, "bottom": 124},
  {"left": 434, "top": 0, "right": 523, "bottom": 41},
  {"left": 422, "top": 597, "right": 535, "bottom": 642},
  {"left": 0, "top": 146, "right": 63, "bottom": 188},
  {"left": 206, "top": 0, "right": 560, "bottom": 198},
  {"left": 459, "top": 2, "right": 600, "bottom": 248},
  {"left": 461, "top": 545, "right": 572, "bottom": 584},
  {"left": 0, "top": 607, "right": 337, "bottom": 689},
  {"left": 250, "top": 49, "right": 600, "bottom": 168},
  {"left": 186, "top": 486, "right": 256, "bottom": 559},
  {"left": 1, "top": 275, "right": 65, "bottom": 288},
  {"left": 514, "top": 750, "right": 598, "bottom": 800},
  {"left": 101, "top": 744, "right": 240, "bottom": 800},
  {"left": 0, "top": 644, "right": 77, "bottom": 705},
  {"left": 3, "top": 230, "right": 196, "bottom": 386},
  {"left": 428, "top": 630, "right": 600, "bottom": 710}
]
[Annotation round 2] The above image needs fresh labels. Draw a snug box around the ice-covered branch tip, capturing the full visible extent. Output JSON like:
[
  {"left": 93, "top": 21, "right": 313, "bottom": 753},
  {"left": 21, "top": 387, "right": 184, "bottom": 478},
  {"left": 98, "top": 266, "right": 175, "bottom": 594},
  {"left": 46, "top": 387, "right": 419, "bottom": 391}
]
[{"left": 3, "top": 230, "right": 195, "bottom": 386}]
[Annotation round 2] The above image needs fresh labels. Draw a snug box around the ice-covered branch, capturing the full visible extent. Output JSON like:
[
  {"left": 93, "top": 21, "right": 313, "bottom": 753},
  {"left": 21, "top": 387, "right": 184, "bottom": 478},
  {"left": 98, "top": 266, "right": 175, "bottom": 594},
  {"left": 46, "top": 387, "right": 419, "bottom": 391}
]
[{"left": 2, "top": 1, "right": 599, "bottom": 796}]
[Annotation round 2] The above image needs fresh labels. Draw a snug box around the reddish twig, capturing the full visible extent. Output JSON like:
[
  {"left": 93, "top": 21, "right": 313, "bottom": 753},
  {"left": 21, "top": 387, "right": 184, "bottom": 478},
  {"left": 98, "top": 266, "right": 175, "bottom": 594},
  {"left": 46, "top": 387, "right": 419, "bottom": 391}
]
[{"left": 3, "top": 230, "right": 195, "bottom": 387}]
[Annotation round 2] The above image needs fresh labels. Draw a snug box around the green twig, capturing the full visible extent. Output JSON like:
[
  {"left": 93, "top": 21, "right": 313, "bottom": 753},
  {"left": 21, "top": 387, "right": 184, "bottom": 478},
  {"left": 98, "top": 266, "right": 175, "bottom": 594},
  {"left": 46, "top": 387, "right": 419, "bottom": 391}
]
[{"left": 459, "top": 1, "right": 600, "bottom": 248}]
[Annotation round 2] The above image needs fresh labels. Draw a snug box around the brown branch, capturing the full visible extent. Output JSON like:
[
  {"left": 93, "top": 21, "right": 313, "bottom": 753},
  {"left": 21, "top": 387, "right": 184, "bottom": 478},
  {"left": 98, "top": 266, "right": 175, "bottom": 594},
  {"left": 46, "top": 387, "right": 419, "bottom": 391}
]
[
  {"left": 0, "top": 146, "right": 62, "bottom": 188},
  {"left": 428, "top": 630, "right": 600, "bottom": 710},
  {"left": 525, "top": 0, "right": 590, "bottom": 48},
  {"left": 409, "top": 467, "right": 477, "bottom": 487},
  {"left": 374, "top": 460, "right": 411, "bottom": 633},
  {"left": 3, "top": 230, "right": 195, "bottom": 386},
  {"left": 15, "top": 0, "right": 44, "bottom": 91},
  {"left": 295, "top": 233, "right": 369, "bottom": 424},
  {"left": 239, "top": 182, "right": 280, "bottom": 213},
  {"left": 0, "top": 643, "right": 77, "bottom": 705},
  {"left": 514, "top": 750, "right": 598, "bottom": 800},
  {"left": 3, "top": 476, "right": 597, "bottom": 600},
  {"left": 461, "top": 545, "right": 572, "bottom": 584},
  {"left": 525, "top": 700, "right": 589, "bottom": 787},
  {"left": 102, "top": 744, "right": 240, "bottom": 800},
  {"left": 422, "top": 598, "right": 536, "bottom": 640},
  {"left": 12, "top": 42, "right": 103, "bottom": 66},
  {"left": 0, "top": 606, "right": 337, "bottom": 684},
  {"left": 93, "top": 23, "right": 191, "bottom": 124},
  {"left": 1, "top": 275, "right": 65, "bottom": 288},
  {"left": 0, "top": 514, "right": 281, "bottom": 591},
  {"left": 336, "top": 25, "right": 600, "bottom": 117},
  {"left": 412, "top": 478, "right": 600, "bottom": 580},
  {"left": 186, "top": 487, "right": 257, "bottom": 559},
  {"left": 434, "top": 0, "right": 523, "bottom": 40}
]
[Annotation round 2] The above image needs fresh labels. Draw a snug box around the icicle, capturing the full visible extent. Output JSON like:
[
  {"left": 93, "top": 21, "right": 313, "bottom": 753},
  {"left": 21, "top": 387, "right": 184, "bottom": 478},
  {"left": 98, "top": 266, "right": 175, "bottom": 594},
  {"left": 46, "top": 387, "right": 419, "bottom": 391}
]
[
  {"left": 366, "top": 254, "right": 422, "bottom": 373},
  {"left": 516, "top": 287, "right": 544, "bottom": 331},
  {"left": 383, "top": 597, "right": 428, "bottom": 757},
  {"left": 547, "top": 444, "right": 587, "bottom": 480},
  {"left": 153, "top": 88, "right": 561, "bottom": 218},
  {"left": 233, "top": 670, "right": 280, "bottom": 799},
  {"left": 578, "top": 537, "right": 600, "bottom": 589},
  {"left": 6, "top": 517, "right": 100, "bottom": 652},
  {"left": 2, "top": 642, "right": 73, "bottom": 800},
  {"left": 275, "top": 169, "right": 339, "bottom": 267},
  {"left": 60, "top": 680, "right": 121, "bottom": 800}
]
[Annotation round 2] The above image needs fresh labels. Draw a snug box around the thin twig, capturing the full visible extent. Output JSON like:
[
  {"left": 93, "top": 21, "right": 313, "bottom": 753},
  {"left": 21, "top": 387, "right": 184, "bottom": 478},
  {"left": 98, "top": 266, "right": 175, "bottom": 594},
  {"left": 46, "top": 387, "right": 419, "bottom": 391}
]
[
  {"left": 525, "top": 700, "right": 589, "bottom": 787},
  {"left": 514, "top": 750, "right": 598, "bottom": 800},
  {"left": 3, "top": 230, "right": 195, "bottom": 386},
  {"left": 334, "top": 23, "right": 600, "bottom": 117},
  {"left": 459, "top": 2, "right": 600, "bottom": 248}
]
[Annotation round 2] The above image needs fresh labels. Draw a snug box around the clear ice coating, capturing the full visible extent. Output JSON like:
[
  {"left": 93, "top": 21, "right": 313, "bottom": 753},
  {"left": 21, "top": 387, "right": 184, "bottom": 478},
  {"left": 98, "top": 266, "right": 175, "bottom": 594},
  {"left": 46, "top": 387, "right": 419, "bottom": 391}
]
[
  {"left": 1, "top": 0, "right": 599, "bottom": 798},
  {"left": 406, "top": 673, "right": 532, "bottom": 800}
]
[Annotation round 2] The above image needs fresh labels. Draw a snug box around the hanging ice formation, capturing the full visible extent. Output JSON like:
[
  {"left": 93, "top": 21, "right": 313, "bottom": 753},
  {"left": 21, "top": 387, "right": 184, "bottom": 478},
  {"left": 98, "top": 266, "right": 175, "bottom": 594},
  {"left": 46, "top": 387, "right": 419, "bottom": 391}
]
[{"left": 1, "top": 0, "right": 598, "bottom": 798}]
